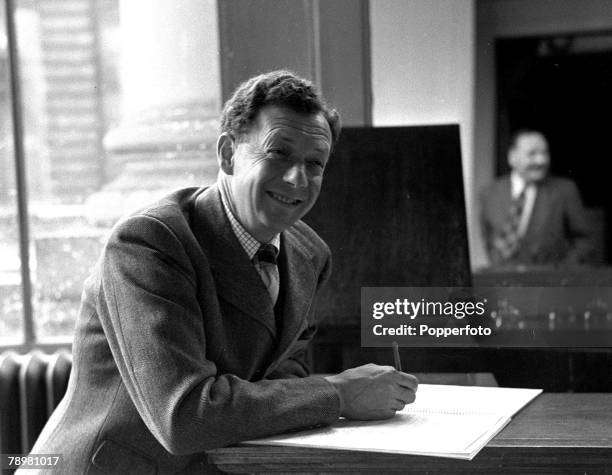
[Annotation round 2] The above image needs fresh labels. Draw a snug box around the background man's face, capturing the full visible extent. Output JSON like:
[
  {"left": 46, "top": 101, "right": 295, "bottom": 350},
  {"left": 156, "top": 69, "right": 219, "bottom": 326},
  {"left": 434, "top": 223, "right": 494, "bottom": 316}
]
[
  {"left": 508, "top": 132, "right": 550, "bottom": 183},
  {"left": 227, "top": 105, "right": 332, "bottom": 241}
]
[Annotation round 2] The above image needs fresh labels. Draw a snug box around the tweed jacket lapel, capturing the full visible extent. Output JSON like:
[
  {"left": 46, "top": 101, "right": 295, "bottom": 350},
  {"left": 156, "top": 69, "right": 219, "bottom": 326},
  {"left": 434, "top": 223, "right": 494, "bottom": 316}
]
[
  {"left": 192, "top": 185, "right": 277, "bottom": 338},
  {"left": 265, "top": 229, "right": 317, "bottom": 376}
]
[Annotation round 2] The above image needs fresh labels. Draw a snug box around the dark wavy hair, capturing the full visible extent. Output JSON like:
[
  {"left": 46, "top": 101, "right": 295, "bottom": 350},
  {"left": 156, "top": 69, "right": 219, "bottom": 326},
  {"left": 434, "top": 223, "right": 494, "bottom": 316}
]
[
  {"left": 220, "top": 70, "right": 341, "bottom": 146},
  {"left": 509, "top": 128, "right": 546, "bottom": 150}
]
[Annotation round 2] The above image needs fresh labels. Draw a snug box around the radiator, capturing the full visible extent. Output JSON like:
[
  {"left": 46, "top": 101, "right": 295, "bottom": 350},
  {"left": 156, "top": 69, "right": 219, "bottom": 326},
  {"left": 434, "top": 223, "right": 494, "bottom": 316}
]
[{"left": 0, "top": 351, "right": 72, "bottom": 455}]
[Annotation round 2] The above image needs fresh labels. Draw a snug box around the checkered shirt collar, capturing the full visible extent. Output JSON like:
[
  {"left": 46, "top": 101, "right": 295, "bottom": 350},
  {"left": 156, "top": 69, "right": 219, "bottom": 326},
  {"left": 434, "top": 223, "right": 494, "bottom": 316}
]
[{"left": 220, "top": 190, "right": 280, "bottom": 260}]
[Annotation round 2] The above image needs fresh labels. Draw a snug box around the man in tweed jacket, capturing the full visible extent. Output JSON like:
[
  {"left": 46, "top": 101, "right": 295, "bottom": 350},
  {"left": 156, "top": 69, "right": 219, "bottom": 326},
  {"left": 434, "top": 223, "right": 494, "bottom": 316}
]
[
  {"left": 28, "top": 71, "right": 417, "bottom": 474},
  {"left": 480, "top": 129, "right": 593, "bottom": 266}
]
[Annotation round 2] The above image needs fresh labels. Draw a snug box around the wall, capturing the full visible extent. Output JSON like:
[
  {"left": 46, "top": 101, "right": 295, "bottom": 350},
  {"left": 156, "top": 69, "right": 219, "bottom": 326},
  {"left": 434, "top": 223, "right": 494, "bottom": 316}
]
[
  {"left": 369, "top": 0, "right": 478, "bottom": 267},
  {"left": 218, "top": 0, "right": 370, "bottom": 126},
  {"left": 475, "top": 0, "right": 612, "bottom": 267}
]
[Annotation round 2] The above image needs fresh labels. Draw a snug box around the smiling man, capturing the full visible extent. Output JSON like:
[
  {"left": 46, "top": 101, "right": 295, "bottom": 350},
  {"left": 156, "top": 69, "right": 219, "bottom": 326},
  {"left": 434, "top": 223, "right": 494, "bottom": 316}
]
[
  {"left": 217, "top": 103, "right": 330, "bottom": 243},
  {"left": 480, "top": 128, "right": 593, "bottom": 266},
  {"left": 28, "top": 71, "right": 418, "bottom": 474}
]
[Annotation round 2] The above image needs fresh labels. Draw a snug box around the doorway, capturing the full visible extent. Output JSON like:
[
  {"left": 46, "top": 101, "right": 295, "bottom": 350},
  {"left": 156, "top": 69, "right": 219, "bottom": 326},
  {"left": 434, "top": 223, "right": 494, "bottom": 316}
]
[{"left": 496, "top": 33, "right": 612, "bottom": 262}]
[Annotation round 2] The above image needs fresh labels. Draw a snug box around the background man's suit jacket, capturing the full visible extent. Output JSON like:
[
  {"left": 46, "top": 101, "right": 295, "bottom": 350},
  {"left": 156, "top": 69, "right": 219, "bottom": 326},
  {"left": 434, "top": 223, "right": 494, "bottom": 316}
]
[
  {"left": 480, "top": 176, "right": 593, "bottom": 265},
  {"left": 28, "top": 185, "right": 340, "bottom": 474}
]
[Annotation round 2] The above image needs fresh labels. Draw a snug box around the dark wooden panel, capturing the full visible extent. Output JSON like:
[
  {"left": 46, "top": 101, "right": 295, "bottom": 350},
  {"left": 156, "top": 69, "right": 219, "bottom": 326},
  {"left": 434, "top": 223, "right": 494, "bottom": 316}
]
[
  {"left": 305, "top": 125, "right": 471, "bottom": 326},
  {"left": 304, "top": 125, "right": 476, "bottom": 374},
  {"left": 488, "top": 348, "right": 571, "bottom": 391}
]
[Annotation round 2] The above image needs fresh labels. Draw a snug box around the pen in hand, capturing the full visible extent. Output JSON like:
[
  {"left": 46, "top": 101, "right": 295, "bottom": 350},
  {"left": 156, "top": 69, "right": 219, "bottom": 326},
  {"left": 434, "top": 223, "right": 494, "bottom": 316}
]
[{"left": 392, "top": 341, "right": 402, "bottom": 372}]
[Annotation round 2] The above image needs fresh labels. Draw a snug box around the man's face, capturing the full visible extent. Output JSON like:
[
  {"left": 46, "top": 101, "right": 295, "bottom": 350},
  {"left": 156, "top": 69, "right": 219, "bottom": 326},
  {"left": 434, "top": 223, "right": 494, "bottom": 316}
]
[
  {"left": 508, "top": 133, "right": 550, "bottom": 183},
  {"left": 223, "top": 105, "right": 332, "bottom": 241}
]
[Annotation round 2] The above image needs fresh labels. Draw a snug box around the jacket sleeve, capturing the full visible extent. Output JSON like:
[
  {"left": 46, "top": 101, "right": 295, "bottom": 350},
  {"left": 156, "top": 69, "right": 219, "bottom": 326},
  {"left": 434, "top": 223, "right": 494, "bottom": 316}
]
[
  {"left": 562, "top": 181, "right": 595, "bottom": 263},
  {"left": 97, "top": 213, "right": 340, "bottom": 455},
  {"left": 266, "top": 253, "right": 332, "bottom": 379}
]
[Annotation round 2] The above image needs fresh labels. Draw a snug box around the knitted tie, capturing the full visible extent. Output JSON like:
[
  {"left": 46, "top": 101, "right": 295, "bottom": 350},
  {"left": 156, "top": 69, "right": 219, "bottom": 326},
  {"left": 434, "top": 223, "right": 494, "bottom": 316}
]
[
  {"left": 254, "top": 244, "right": 279, "bottom": 304},
  {"left": 491, "top": 189, "right": 526, "bottom": 263}
]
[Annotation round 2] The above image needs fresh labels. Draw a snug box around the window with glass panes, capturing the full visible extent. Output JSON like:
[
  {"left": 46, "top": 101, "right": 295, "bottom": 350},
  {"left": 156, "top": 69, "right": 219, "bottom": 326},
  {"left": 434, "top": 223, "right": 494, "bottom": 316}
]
[{"left": 0, "top": 0, "right": 221, "bottom": 349}]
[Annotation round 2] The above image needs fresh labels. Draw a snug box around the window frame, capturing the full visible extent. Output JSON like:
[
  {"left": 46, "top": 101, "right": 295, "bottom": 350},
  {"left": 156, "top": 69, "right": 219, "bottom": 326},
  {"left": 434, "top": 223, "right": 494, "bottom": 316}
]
[
  {"left": 3, "top": 0, "right": 38, "bottom": 350},
  {"left": 3, "top": 0, "right": 72, "bottom": 351}
]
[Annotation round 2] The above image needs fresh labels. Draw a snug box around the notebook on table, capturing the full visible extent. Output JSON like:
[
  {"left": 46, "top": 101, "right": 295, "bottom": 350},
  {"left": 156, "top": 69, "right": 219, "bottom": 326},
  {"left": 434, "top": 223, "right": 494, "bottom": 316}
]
[{"left": 244, "top": 384, "right": 542, "bottom": 460}]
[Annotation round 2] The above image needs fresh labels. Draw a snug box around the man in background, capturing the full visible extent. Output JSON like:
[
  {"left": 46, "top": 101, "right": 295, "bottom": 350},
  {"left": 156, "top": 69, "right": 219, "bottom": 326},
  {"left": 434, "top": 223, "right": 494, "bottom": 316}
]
[
  {"left": 480, "top": 129, "right": 593, "bottom": 266},
  {"left": 27, "top": 71, "right": 417, "bottom": 474}
]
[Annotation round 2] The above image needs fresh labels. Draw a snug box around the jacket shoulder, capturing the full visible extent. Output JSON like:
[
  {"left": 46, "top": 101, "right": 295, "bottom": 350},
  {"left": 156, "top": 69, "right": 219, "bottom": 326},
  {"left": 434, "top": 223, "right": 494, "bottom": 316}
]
[
  {"left": 104, "top": 188, "right": 207, "bottom": 271},
  {"left": 288, "top": 220, "right": 330, "bottom": 259},
  {"left": 545, "top": 176, "right": 579, "bottom": 193},
  {"left": 102, "top": 188, "right": 207, "bottom": 289},
  {"left": 481, "top": 175, "right": 510, "bottom": 199},
  {"left": 137, "top": 187, "right": 201, "bottom": 223},
  {"left": 111, "top": 187, "right": 201, "bottom": 236}
]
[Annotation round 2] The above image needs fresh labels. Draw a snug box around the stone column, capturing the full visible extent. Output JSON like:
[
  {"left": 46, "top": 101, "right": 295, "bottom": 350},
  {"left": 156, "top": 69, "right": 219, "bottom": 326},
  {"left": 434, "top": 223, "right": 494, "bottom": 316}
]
[{"left": 87, "top": 0, "right": 221, "bottom": 223}]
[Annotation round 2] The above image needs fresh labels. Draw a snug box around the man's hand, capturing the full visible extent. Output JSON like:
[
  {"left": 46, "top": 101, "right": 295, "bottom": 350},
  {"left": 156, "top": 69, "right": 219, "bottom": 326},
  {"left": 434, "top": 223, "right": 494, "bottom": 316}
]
[{"left": 324, "top": 363, "right": 418, "bottom": 420}]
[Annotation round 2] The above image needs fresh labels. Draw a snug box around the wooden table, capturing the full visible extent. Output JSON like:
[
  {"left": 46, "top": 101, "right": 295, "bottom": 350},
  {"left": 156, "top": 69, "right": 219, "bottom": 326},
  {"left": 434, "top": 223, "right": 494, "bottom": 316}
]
[{"left": 207, "top": 394, "right": 612, "bottom": 473}]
